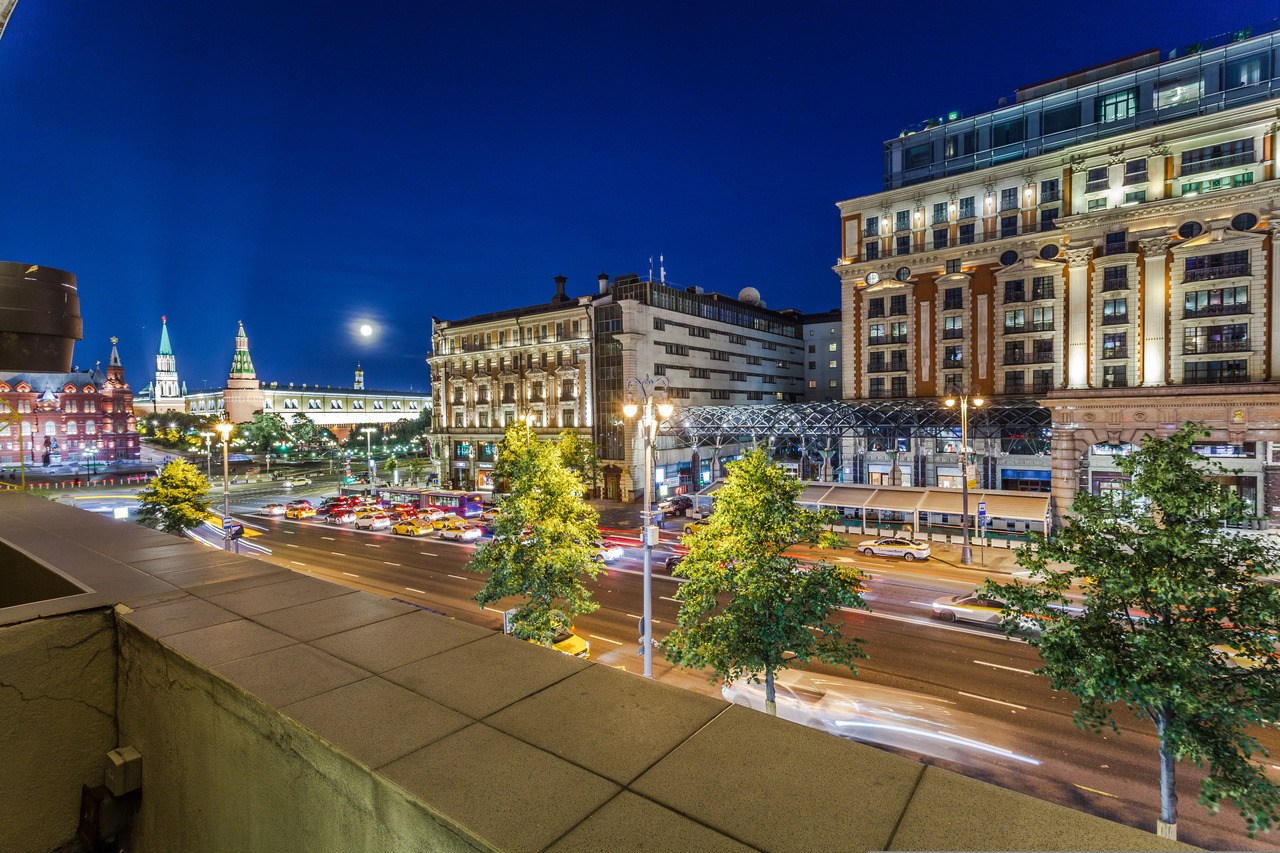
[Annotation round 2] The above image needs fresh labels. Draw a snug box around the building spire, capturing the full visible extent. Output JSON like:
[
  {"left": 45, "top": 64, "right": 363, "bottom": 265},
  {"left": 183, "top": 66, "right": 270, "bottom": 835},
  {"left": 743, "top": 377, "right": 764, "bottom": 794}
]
[
  {"left": 230, "top": 321, "right": 256, "bottom": 379},
  {"left": 355, "top": 362, "right": 364, "bottom": 390},
  {"left": 158, "top": 315, "right": 173, "bottom": 356},
  {"left": 109, "top": 336, "right": 121, "bottom": 366}
]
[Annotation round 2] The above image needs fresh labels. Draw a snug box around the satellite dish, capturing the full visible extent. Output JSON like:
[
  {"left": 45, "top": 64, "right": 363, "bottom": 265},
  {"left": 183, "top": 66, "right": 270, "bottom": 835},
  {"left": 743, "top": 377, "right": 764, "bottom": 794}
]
[{"left": 738, "top": 287, "right": 762, "bottom": 305}]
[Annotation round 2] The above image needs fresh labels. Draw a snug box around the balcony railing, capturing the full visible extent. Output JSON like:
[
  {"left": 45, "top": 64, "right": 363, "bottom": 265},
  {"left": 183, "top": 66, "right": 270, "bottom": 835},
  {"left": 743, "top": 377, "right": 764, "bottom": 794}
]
[
  {"left": 1183, "top": 339, "right": 1250, "bottom": 354},
  {"left": 1183, "top": 302, "right": 1249, "bottom": 319},
  {"left": 868, "top": 336, "right": 886, "bottom": 347},
  {"left": 1124, "top": 170, "right": 1148, "bottom": 185},
  {"left": 1181, "top": 151, "right": 1255, "bottom": 176},
  {"left": 943, "top": 358, "right": 965, "bottom": 368},
  {"left": 942, "top": 328, "right": 963, "bottom": 340},
  {"left": 1004, "top": 293, "right": 1026, "bottom": 304},
  {"left": 1102, "top": 277, "right": 1129, "bottom": 291},
  {"left": 1004, "top": 381, "right": 1026, "bottom": 394},
  {"left": 1102, "top": 241, "right": 1136, "bottom": 256},
  {"left": 1101, "top": 378, "right": 1129, "bottom": 388},
  {"left": 1185, "top": 372, "right": 1251, "bottom": 385},
  {"left": 1041, "top": 189, "right": 1061, "bottom": 203},
  {"left": 1101, "top": 313, "right": 1129, "bottom": 325},
  {"left": 1102, "top": 347, "right": 1128, "bottom": 360},
  {"left": 1086, "top": 179, "right": 1109, "bottom": 192},
  {"left": 943, "top": 300, "right": 964, "bottom": 311},
  {"left": 1032, "top": 381, "right": 1053, "bottom": 394},
  {"left": 845, "top": 219, "right": 1065, "bottom": 261},
  {"left": 1184, "top": 264, "right": 1249, "bottom": 283},
  {"left": 932, "top": 213, "right": 949, "bottom": 225},
  {"left": 868, "top": 388, "right": 885, "bottom": 398},
  {"left": 888, "top": 334, "right": 908, "bottom": 344},
  {"left": 1030, "top": 321, "right": 1055, "bottom": 332},
  {"left": 1004, "top": 324, "right": 1025, "bottom": 336},
  {"left": 1003, "top": 351, "right": 1029, "bottom": 365},
  {"left": 867, "top": 310, "right": 886, "bottom": 319},
  {"left": 1032, "top": 350, "right": 1055, "bottom": 363},
  {"left": 867, "top": 362, "right": 890, "bottom": 373}
]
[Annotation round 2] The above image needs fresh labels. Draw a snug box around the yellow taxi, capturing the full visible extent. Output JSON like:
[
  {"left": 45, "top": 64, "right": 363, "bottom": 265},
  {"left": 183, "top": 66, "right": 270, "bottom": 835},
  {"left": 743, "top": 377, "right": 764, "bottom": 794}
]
[
  {"left": 432, "top": 514, "right": 464, "bottom": 530},
  {"left": 550, "top": 628, "right": 590, "bottom": 659},
  {"left": 682, "top": 519, "right": 710, "bottom": 535},
  {"left": 391, "top": 520, "right": 431, "bottom": 537},
  {"left": 285, "top": 505, "right": 316, "bottom": 519}
]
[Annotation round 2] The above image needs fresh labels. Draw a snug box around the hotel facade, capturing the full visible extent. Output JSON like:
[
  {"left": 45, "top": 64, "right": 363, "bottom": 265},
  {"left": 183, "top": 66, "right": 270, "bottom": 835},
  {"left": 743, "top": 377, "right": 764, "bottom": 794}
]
[{"left": 834, "top": 26, "right": 1280, "bottom": 522}]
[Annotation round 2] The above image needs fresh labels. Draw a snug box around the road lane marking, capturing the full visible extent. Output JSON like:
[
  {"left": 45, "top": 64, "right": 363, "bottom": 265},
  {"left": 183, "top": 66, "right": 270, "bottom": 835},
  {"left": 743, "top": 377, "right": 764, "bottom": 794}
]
[
  {"left": 483, "top": 607, "right": 505, "bottom": 614},
  {"left": 285, "top": 543, "right": 298, "bottom": 548},
  {"left": 365, "top": 543, "right": 380, "bottom": 547},
  {"left": 1073, "top": 784, "right": 1117, "bottom": 798},
  {"left": 283, "top": 531, "right": 295, "bottom": 535},
  {"left": 660, "top": 596, "right": 682, "bottom": 603},
  {"left": 448, "top": 574, "right": 471, "bottom": 581},
  {"left": 384, "top": 561, "right": 401, "bottom": 567},
  {"left": 626, "top": 614, "right": 661, "bottom": 624},
  {"left": 330, "top": 552, "right": 347, "bottom": 556},
  {"left": 974, "top": 660, "right": 1037, "bottom": 675},
  {"left": 589, "top": 635, "right": 623, "bottom": 645},
  {"left": 958, "top": 691, "right": 1026, "bottom": 710},
  {"left": 290, "top": 561, "right": 306, "bottom": 566},
  {"left": 405, "top": 587, "right": 425, "bottom": 594},
  {"left": 849, "top": 608, "right": 1023, "bottom": 642},
  {"left": 321, "top": 536, "right": 335, "bottom": 541},
  {"left": 343, "top": 572, "right": 359, "bottom": 577}
]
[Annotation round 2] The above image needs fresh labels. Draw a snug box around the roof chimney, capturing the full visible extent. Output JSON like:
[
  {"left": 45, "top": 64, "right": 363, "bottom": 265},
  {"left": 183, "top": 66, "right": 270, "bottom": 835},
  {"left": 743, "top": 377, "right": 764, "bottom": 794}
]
[
  {"left": 597, "top": 271, "right": 609, "bottom": 294},
  {"left": 553, "top": 274, "right": 568, "bottom": 303}
]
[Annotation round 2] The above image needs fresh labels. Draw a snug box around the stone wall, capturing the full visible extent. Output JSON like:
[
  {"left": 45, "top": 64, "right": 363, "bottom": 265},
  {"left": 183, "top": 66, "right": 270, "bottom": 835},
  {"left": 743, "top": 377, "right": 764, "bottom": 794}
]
[{"left": 0, "top": 609, "right": 117, "bottom": 852}]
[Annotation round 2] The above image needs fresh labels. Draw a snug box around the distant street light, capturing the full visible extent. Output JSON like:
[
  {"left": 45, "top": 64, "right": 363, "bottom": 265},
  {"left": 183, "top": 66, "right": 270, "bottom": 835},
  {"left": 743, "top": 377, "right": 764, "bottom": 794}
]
[
  {"left": 361, "top": 428, "right": 377, "bottom": 482},
  {"left": 215, "top": 421, "right": 234, "bottom": 551},
  {"left": 944, "top": 384, "right": 984, "bottom": 566},
  {"left": 199, "top": 431, "right": 213, "bottom": 480}
]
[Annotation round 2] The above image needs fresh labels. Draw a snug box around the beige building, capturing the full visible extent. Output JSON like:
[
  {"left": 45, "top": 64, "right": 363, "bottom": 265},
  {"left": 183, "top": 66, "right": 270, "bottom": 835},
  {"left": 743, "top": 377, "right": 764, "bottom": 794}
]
[{"left": 834, "top": 26, "right": 1280, "bottom": 522}]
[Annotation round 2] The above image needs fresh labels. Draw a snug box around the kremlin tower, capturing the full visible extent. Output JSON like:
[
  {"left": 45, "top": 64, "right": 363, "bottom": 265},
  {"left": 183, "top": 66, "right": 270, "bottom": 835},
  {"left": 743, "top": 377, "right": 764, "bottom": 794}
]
[{"left": 223, "top": 321, "right": 264, "bottom": 423}]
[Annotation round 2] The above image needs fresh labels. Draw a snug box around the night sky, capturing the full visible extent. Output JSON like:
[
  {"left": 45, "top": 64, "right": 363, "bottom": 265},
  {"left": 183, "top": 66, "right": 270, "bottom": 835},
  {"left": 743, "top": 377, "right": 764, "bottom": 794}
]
[{"left": 1, "top": 1, "right": 1274, "bottom": 393}]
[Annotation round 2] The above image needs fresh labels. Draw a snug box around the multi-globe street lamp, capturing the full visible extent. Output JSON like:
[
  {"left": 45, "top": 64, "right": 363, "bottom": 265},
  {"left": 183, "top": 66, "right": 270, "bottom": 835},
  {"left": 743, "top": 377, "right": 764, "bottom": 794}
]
[
  {"left": 622, "top": 375, "right": 674, "bottom": 679},
  {"left": 215, "top": 421, "right": 234, "bottom": 551},
  {"left": 199, "top": 431, "right": 213, "bottom": 480},
  {"left": 361, "top": 428, "right": 377, "bottom": 485},
  {"left": 943, "top": 384, "right": 984, "bottom": 566}
]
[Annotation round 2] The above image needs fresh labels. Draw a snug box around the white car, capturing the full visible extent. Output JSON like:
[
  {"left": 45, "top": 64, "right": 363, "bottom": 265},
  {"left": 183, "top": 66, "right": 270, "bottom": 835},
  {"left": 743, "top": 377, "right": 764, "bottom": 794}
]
[
  {"left": 592, "top": 540, "right": 624, "bottom": 562},
  {"left": 439, "top": 524, "right": 482, "bottom": 541},
  {"left": 931, "top": 594, "right": 1040, "bottom": 633},
  {"left": 354, "top": 514, "right": 390, "bottom": 531},
  {"left": 858, "top": 537, "right": 930, "bottom": 561},
  {"left": 722, "top": 669, "right": 1039, "bottom": 767},
  {"left": 259, "top": 503, "right": 287, "bottom": 516}
]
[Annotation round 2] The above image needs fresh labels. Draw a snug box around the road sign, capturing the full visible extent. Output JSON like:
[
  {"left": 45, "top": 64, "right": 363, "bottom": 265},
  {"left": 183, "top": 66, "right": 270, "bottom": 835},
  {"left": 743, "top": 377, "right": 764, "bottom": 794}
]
[
  {"left": 221, "top": 516, "right": 234, "bottom": 530},
  {"left": 977, "top": 500, "right": 986, "bottom": 517}
]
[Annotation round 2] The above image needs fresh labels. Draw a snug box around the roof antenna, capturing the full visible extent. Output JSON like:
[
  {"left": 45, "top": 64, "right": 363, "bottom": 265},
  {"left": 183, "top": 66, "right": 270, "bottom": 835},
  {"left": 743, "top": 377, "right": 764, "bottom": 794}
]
[
  {"left": 649, "top": 256, "right": 653, "bottom": 281},
  {"left": 660, "top": 254, "right": 665, "bottom": 286}
]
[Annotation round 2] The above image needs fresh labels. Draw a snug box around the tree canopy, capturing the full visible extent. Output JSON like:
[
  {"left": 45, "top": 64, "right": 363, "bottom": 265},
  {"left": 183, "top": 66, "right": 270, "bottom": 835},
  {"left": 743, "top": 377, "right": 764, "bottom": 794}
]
[
  {"left": 661, "top": 447, "right": 869, "bottom": 715},
  {"left": 468, "top": 422, "right": 603, "bottom": 645},
  {"left": 557, "top": 429, "right": 601, "bottom": 496},
  {"left": 135, "top": 458, "right": 213, "bottom": 534},
  {"left": 237, "top": 412, "right": 290, "bottom": 453},
  {"left": 984, "top": 422, "right": 1280, "bottom": 838}
]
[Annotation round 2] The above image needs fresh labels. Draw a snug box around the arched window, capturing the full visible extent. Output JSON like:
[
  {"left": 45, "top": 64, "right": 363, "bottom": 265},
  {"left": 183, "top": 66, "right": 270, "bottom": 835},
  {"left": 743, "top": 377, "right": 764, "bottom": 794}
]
[
  {"left": 66, "top": 421, "right": 77, "bottom": 435},
  {"left": 86, "top": 421, "right": 96, "bottom": 435},
  {"left": 44, "top": 422, "right": 56, "bottom": 436}
]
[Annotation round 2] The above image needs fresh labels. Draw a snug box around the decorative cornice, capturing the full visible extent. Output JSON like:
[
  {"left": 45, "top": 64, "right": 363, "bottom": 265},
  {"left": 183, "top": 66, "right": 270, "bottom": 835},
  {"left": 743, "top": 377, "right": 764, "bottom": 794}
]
[{"left": 1138, "top": 235, "right": 1174, "bottom": 256}]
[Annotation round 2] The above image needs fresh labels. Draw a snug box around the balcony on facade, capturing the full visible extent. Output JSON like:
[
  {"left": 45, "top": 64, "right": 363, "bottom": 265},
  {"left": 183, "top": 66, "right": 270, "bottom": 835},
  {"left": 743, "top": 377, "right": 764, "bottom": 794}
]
[
  {"left": 1101, "top": 241, "right": 1137, "bottom": 257},
  {"left": 1182, "top": 150, "right": 1255, "bottom": 176},
  {"left": 1003, "top": 350, "right": 1055, "bottom": 365},
  {"left": 868, "top": 336, "right": 886, "bottom": 346},
  {"left": 1101, "top": 312, "right": 1129, "bottom": 325},
  {"left": 1085, "top": 177, "right": 1110, "bottom": 193},
  {"left": 1102, "top": 346, "right": 1129, "bottom": 359},
  {"left": 859, "top": 219, "right": 1065, "bottom": 260},
  {"left": 1183, "top": 302, "right": 1250, "bottom": 319},
  {"left": 943, "top": 358, "right": 965, "bottom": 368},
  {"left": 1183, "top": 339, "right": 1250, "bottom": 354},
  {"left": 1040, "top": 188, "right": 1061, "bottom": 203},
  {"left": 942, "top": 327, "right": 963, "bottom": 339},
  {"left": 943, "top": 298, "right": 964, "bottom": 311},
  {"left": 1184, "top": 264, "right": 1250, "bottom": 283}
]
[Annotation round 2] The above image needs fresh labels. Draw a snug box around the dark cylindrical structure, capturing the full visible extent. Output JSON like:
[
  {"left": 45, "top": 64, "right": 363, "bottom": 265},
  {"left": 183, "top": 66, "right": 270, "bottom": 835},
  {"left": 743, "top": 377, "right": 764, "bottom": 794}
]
[{"left": 0, "top": 262, "right": 82, "bottom": 372}]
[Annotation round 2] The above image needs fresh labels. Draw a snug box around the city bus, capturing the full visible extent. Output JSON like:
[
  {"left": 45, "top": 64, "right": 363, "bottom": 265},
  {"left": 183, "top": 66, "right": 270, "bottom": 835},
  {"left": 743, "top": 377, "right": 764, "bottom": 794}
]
[{"left": 379, "top": 488, "right": 484, "bottom": 518}]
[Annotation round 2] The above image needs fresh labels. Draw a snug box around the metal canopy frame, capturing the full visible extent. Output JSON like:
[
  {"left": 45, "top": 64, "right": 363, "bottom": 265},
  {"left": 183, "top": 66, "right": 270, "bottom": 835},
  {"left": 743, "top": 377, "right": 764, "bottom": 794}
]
[{"left": 660, "top": 399, "right": 1051, "bottom": 452}]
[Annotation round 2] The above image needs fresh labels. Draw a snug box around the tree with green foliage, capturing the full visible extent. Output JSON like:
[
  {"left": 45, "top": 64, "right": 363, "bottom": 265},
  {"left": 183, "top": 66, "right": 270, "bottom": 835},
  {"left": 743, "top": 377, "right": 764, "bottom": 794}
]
[
  {"left": 138, "top": 412, "right": 222, "bottom": 449},
  {"left": 469, "top": 422, "right": 603, "bottom": 645},
  {"left": 661, "top": 447, "right": 869, "bottom": 715},
  {"left": 237, "top": 412, "right": 290, "bottom": 453},
  {"left": 407, "top": 457, "right": 427, "bottom": 486},
  {"left": 984, "top": 422, "right": 1280, "bottom": 839},
  {"left": 135, "top": 459, "right": 213, "bottom": 535},
  {"left": 557, "top": 429, "right": 602, "bottom": 497},
  {"left": 287, "top": 414, "right": 318, "bottom": 450}
]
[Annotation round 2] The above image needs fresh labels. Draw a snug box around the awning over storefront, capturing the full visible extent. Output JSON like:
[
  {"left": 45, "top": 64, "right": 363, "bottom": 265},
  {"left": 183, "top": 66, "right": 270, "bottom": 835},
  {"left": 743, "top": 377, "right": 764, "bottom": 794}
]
[{"left": 799, "top": 483, "right": 1051, "bottom": 522}]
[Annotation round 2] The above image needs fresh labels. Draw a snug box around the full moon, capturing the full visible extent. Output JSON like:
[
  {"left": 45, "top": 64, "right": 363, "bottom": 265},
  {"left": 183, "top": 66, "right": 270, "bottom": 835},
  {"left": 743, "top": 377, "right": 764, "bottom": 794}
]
[{"left": 359, "top": 324, "right": 373, "bottom": 337}]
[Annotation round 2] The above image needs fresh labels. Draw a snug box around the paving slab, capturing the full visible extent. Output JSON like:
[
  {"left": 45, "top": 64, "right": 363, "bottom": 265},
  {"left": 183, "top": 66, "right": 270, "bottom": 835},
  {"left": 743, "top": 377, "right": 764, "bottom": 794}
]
[
  {"left": 282, "top": 676, "right": 472, "bottom": 770},
  {"left": 159, "top": 560, "right": 282, "bottom": 591},
  {"left": 486, "top": 663, "right": 727, "bottom": 784},
  {"left": 382, "top": 632, "right": 589, "bottom": 719},
  {"left": 886, "top": 765, "right": 1194, "bottom": 851},
  {"left": 121, "top": 595, "right": 239, "bottom": 639},
  {"left": 110, "top": 542, "right": 203, "bottom": 563},
  {"left": 163, "top": 618, "right": 298, "bottom": 668},
  {"left": 380, "top": 723, "right": 620, "bottom": 853},
  {"left": 252, "top": 591, "right": 415, "bottom": 642},
  {"left": 630, "top": 704, "right": 923, "bottom": 853},
  {"left": 545, "top": 791, "right": 758, "bottom": 853},
  {"left": 214, "top": 642, "right": 369, "bottom": 707},
  {"left": 128, "top": 549, "right": 247, "bottom": 576},
  {"left": 185, "top": 568, "right": 297, "bottom": 598},
  {"left": 204, "top": 574, "right": 354, "bottom": 617},
  {"left": 313, "top": 611, "right": 491, "bottom": 673}
]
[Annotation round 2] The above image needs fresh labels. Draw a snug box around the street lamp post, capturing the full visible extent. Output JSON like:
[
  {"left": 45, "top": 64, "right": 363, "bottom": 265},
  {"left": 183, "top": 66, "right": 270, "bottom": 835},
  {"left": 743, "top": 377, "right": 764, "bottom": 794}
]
[
  {"left": 623, "top": 375, "right": 674, "bottom": 679},
  {"left": 944, "top": 385, "right": 984, "bottom": 566},
  {"left": 361, "top": 428, "right": 377, "bottom": 490},
  {"left": 215, "top": 422, "right": 234, "bottom": 551},
  {"left": 199, "top": 431, "right": 213, "bottom": 480}
]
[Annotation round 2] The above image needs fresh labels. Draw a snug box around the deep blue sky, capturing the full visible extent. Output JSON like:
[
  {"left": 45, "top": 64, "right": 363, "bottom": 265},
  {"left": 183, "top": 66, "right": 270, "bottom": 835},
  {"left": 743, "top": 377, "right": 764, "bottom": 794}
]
[{"left": 1, "top": 1, "right": 1275, "bottom": 393}]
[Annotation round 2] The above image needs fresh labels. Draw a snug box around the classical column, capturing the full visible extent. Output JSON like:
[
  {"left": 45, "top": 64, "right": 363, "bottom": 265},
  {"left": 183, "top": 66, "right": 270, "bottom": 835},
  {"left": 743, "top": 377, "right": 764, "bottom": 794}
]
[
  {"left": 1049, "top": 426, "right": 1085, "bottom": 527},
  {"left": 1139, "top": 236, "right": 1173, "bottom": 387},
  {"left": 1064, "top": 247, "right": 1094, "bottom": 390},
  {"left": 1271, "top": 219, "right": 1280, "bottom": 380}
]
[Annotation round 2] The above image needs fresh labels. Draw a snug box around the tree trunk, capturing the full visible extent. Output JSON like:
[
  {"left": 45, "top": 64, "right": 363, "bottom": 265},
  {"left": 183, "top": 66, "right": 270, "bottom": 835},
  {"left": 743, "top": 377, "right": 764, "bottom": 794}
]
[
  {"left": 1154, "top": 709, "right": 1178, "bottom": 840},
  {"left": 764, "top": 669, "right": 777, "bottom": 716}
]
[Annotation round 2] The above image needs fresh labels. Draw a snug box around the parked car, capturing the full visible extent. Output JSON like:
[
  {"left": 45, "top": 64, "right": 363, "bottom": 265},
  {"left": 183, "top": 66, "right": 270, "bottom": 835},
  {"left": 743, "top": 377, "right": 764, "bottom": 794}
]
[
  {"left": 858, "top": 537, "right": 930, "bottom": 561},
  {"left": 259, "top": 503, "right": 287, "bottom": 516},
  {"left": 354, "top": 513, "right": 390, "bottom": 531},
  {"left": 325, "top": 509, "right": 357, "bottom": 525},
  {"left": 682, "top": 520, "right": 710, "bottom": 535},
  {"left": 658, "top": 496, "right": 693, "bottom": 515}
]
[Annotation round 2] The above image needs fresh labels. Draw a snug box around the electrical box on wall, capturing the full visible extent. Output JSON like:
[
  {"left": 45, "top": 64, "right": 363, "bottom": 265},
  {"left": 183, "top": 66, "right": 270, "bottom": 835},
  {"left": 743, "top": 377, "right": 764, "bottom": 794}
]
[{"left": 105, "top": 745, "right": 142, "bottom": 796}]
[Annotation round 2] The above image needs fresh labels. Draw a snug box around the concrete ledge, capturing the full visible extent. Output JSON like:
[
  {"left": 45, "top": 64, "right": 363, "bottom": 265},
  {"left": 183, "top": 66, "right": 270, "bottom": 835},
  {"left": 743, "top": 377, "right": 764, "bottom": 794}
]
[{"left": 1, "top": 495, "right": 1197, "bottom": 852}]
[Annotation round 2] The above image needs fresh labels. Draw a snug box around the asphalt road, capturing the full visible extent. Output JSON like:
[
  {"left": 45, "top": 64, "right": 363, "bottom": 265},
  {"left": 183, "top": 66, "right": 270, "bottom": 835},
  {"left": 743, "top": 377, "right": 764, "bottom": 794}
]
[{"left": 76, "top": 482, "right": 1280, "bottom": 850}]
